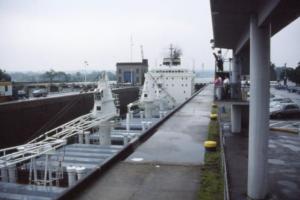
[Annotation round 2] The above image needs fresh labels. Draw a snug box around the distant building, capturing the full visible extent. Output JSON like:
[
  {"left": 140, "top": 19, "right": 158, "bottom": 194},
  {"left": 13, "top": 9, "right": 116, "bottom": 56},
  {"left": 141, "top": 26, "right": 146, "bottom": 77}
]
[
  {"left": 116, "top": 59, "right": 148, "bottom": 85},
  {"left": 0, "top": 81, "right": 12, "bottom": 102}
]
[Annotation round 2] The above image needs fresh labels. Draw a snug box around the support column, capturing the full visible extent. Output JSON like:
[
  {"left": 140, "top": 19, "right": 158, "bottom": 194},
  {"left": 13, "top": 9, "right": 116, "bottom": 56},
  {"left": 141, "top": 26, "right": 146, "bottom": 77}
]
[
  {"left": 231, "top": 55, "right": 241, "bottom": 99},
  {"left": 231, "top": 105, "right": 241, "bottom": 133},
  {"left": 247, "top": 15, "right": 270, "bottom": 200}
]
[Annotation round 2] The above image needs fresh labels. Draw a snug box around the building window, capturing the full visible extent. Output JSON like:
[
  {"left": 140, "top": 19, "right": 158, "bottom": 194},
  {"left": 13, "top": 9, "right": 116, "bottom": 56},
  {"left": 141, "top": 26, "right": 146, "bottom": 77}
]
[
  {"left": 119, "top": 77, "right": 122, "bottom": 82},
  {"left": 136, "top": 68, "right": 139, "bottom": 73},
  {"left": 5, "top": 85, "right": 8, "bottom": 92},
  {"left": 119, "top": 69, "right": 121, "bottom": 73},
  {"left": 184, "top": 90, "right": 186, "bottom": 93},
  {"left": 97, "top": 106, "right": 101, "bottom": 111},
  {"left": 136, "top": 77, "right": 139, "bottom": 83},
  {"left": 144, "top": 94, "right": 148, "bottom": 97}
]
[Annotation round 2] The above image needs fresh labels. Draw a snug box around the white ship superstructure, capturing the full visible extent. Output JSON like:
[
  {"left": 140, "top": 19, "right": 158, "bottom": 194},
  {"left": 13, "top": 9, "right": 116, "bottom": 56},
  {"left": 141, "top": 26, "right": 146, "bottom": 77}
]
[{"left": 138, "top": 46, "right": 195, "bottom": 117}]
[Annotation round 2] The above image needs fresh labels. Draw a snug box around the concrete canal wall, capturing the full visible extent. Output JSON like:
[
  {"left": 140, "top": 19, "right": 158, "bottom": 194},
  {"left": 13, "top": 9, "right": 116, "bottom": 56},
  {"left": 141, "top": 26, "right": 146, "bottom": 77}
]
[{"left": 0, "top": 87, "right": 139, "bottom": 148}]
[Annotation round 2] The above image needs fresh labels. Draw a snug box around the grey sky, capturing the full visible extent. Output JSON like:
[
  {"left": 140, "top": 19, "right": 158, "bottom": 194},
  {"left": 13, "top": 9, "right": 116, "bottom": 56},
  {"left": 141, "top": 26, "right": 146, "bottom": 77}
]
[{"left": 0, "top": 0, "right": 299, "bottom": 72}]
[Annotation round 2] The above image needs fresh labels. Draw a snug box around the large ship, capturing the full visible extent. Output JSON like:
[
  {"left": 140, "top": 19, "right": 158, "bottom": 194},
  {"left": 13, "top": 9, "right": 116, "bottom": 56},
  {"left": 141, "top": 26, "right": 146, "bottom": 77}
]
[
  {"left": 128, "top": 45, "right": 195, "bottom": 118},
  {"left": 0, "top": 46, "right": 196, "bottom": 200}
]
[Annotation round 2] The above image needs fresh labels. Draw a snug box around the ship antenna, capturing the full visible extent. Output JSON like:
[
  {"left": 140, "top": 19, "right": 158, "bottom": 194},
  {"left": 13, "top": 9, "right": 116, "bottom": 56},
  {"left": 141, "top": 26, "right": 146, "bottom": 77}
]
[
  {"left": 169, "top": 44, "right": 174, "bottom": 67},
  {"left": 140, "top": 45, "right": 144, "bottom": 60},
  {"left": 130, "top": 34, "right": 134, "bottom": 62}
]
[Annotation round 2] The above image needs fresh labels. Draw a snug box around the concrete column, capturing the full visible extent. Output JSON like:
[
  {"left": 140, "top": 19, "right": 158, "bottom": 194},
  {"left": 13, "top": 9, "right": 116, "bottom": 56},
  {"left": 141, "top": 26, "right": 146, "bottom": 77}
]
[
  {"left": 231, "top": 105, "right": 241, "bottom": 133},
  {"left": 231, "top": 55, "right": 241, "bottom": 99},
  {"left": 99, "top": 121, "right": 111, "bottom": 145},
  {"left": 8, "top": 164, "right": 16, "bottom": 183},
  {"left": 247, "top": 15, "right": 270, "bottom": 200},
  {"left": 84, "top": 131, "right": 90, "bottom": 144},
  {"left": 66, "top": 166, "right": 77, "bottom": 186},
  {"left": 126, "top": 113, "right": 130, "bottom": 131},
  {"left": 1, "top": 167, "right": 8, "bottom": 182}
]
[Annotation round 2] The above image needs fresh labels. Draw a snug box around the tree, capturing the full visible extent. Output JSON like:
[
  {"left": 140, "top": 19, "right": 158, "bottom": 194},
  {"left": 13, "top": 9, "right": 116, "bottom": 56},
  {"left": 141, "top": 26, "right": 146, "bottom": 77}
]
[
  {"left": 270, "top": 63, "right": 277, "bottom": 81},
  {"left": 43, "top": 69, "right": 57, "bottom": 84},
  {"left": 0, "top": 69, "right": 11, "bottom": 81},
  {"left": 55, "top": 71, "right": 68, "bottom": 82}
]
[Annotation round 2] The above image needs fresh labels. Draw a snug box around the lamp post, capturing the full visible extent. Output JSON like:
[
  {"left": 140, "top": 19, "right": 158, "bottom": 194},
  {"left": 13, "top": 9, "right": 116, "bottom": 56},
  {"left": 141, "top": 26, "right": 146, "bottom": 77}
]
[{"left": 84, "top": 61, "right": 88, "bottom": 84}]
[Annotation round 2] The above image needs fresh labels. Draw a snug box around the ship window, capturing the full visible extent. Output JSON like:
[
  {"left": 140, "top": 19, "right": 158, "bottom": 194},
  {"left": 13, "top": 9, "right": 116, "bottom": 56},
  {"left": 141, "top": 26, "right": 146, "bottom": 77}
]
[
  {"left": 95, "top": 93, "right": 102, "bottom": 100},
  {"left": 97, "top": 106, "right": 101, "bottom": 111},
  {"left": 5, "top": 85, "right": 8, "bottom": 91}
]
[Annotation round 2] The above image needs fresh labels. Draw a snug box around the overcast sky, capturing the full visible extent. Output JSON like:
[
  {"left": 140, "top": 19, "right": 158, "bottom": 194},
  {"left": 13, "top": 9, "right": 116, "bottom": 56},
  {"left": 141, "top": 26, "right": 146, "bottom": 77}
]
[{"left": 0, "top": 0, "right": 299, "bottom": 72}]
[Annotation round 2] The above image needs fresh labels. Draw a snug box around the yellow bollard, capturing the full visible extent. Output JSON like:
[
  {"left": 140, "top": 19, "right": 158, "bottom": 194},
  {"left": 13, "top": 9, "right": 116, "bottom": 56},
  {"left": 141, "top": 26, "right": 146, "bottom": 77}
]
[
  {"left": 210, "top": 113, "right": 218, "bottom": 120},
  {"left": 204, "top": 140, "right": 217, "bottom": 151}
]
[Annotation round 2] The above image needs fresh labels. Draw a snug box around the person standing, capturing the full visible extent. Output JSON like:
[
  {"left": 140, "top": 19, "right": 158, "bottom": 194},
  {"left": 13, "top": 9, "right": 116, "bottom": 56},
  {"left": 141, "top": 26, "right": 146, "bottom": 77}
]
[{"left": 223, "top": 76, "right": 230, "bottom": 99}]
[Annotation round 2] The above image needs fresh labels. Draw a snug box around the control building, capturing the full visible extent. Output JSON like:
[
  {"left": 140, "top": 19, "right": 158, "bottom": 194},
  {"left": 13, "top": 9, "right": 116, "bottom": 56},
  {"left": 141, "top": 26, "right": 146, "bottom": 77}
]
[{"left": 116, "top": 59, "right": 148, "bottom": 86}]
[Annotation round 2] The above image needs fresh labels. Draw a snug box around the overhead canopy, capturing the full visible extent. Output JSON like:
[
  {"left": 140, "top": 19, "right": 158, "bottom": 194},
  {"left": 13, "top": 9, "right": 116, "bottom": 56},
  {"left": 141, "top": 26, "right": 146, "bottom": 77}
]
[{"left": 210, "top": 0, "right": 300, "bottom": 52}]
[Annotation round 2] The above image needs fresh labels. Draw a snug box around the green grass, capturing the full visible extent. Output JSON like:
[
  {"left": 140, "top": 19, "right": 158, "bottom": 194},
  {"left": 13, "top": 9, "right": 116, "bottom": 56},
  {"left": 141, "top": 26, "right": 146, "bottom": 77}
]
[{"left": 198, "top": 107, "right": 224, "bottom": 200}]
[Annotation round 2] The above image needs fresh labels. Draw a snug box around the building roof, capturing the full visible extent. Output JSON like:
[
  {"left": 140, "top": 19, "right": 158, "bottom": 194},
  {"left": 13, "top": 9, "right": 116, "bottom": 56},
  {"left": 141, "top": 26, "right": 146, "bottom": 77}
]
[
  {"left": 210, "top": 0, "right": 300, "bottom": 51},
  {"left": 116, "top": 59, "right": 148, "bottom": 67}
]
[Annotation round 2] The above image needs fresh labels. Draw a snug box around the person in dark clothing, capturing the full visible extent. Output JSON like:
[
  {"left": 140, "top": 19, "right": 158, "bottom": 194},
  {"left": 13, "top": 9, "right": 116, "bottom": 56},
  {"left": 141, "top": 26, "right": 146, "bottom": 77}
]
[{"left": 213, "top": 50, "right": 223, "bottom": 72}]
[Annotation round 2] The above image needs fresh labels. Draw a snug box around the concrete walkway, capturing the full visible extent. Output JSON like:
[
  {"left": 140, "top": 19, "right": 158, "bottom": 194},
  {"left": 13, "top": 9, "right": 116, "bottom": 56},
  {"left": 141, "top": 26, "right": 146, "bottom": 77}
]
[{"left": 73, "top": 84, "right": 213, "bottom": 200}]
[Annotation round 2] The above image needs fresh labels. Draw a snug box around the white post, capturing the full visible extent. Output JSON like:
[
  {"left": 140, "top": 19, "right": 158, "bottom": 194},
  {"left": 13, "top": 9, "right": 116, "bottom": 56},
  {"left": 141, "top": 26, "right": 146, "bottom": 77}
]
[
  {"left": 126, "top": 113, "right": 130, "bottom": 131},
  {"left": 231, "top": 105, "right": 241, "bottom": 133},
  {"left": 8, "top": 164, "right": 16, "bottom": 183},
  {"left": 1, "top": 167, "right": 8, "bottom": 182},
  {"left": 99, "top": 121, "right": 111, "bottom": 145},
  {"left": 129, "top": 111, "right": 133, "bottom": 119},
  {"left": 76, "top": 167, "right": 86, "bottom": 180},
  {"left": 247, "top": 15, "right": 270, "bottom": 200},
  {"left": 78, "top": 130, "right": 84, "bottom": 144},
  {"left": 141, "top": 121, "right": 146, "bottom": 131},
  {"left": 84, "top": 131, "right": 90, "bottom": 144},
  {"left": 144, "top": 102, "right": 151, "bottom": 119},
  {"left": 140, "top": 111, "right": 144, "bottom": 120},
  {"left": 159, "top": 111, "right": 163, "bottom": 119},
  {"left": 66, "top": 166, "right": 77, "bottom": 186},
  {"left": 147, "top": 121, "right": 152, "bottom": 129}
]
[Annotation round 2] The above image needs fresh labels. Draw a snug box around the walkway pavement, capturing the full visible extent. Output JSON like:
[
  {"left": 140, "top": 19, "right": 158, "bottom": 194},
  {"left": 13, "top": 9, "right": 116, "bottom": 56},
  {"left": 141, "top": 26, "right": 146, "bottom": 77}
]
[
  {"left": 73, "top": 84, "right": 213, "bottom": 200},
  {"left": 221, "top": 121, "right": 300, "bottom": 200}
]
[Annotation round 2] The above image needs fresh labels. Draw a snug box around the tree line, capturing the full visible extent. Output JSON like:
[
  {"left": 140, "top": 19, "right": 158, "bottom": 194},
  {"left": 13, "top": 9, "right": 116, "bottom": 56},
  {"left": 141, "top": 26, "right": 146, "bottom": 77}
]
[
  {"left": 279, "top": 62, "right": 300, "bottom": 85},
  {"left": 3, "top": 69, "right": 116, "bottom": 83}
]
